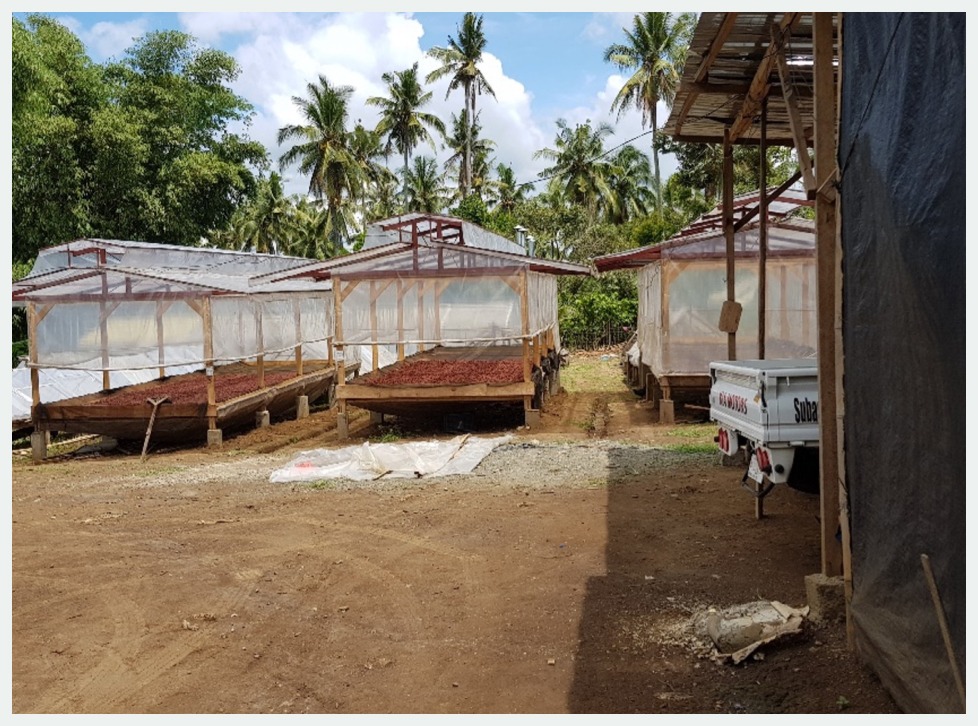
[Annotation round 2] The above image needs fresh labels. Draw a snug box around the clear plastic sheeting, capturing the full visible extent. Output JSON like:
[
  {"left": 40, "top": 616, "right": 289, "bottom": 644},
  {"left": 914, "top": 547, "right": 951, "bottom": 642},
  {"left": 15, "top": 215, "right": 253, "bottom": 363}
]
[
  {"left": 13, "top": 239, "right": 335, "bottom": 373},
  {"left": 635, "top": 219, "right": 816, "bottom": 377},
  {"left": 253, "top": 215, "right": 592, "bottom": 384},
  {"left": 268, "top": 434, "right": 513, "bottom": 482}
]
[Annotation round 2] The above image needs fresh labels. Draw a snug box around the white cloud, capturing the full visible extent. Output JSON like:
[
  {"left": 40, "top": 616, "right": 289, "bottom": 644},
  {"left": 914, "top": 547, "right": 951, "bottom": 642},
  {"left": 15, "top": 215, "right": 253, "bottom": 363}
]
[
  {"left": 55, "top": 16, "right": 149, "bottom": 62},
  {"left": 217, "top": 12, "right": 548, "bottom": 197}
]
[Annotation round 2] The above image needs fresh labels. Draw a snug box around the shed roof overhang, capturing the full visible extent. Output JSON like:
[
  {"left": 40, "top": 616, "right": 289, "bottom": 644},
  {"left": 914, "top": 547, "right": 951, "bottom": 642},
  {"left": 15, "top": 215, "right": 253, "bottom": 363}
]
[{"left": 663, "top": 12, "right": 838, "bottom": 148}]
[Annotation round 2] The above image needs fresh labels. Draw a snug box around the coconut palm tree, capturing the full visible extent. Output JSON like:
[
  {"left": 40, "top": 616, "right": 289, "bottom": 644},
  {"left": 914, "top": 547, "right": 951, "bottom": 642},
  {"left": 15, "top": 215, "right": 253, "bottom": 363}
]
[
  {"left": 425, "top": 12, "right": 496, "bottom": 199},
  {"left": 349, "top": 121, "right": 399, "bottom": 228},
  {"left": 534, "top": 118, "right": 615, "bottom": 221},
  {"left": 605, "top": 145, "right": 655, "bottom": 224},
  {"left": 367, "top": 63, "right": 445, "bottom": 202},
  {"left": 444, "top": 109, "right": 495, "bottom": 203},
  {"left": 487, "top": 162, "right": 533, "bottom": 213},
  {"left": 277, "top": 75, "right": 362, "bottom": 248},
  {"left": 603, "top": 12, "right": 696, "bottom": 207},
  {"left": 402, "top": 155, "right": 448, "bottom": 214},
  {"left": 239, "top": 172, "right": 294, "bottom": 254}
]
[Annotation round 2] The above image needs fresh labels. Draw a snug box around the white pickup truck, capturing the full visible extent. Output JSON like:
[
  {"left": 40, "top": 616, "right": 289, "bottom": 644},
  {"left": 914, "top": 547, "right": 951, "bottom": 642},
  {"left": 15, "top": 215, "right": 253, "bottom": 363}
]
[{"left": 709, "top": 359, "right": 820, "bottom": 512}]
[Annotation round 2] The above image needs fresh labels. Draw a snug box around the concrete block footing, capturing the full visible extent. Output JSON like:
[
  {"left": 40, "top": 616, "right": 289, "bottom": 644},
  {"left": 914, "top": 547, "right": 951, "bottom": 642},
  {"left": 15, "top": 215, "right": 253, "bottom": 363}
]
[
  {"left": 31, "top": 431, "right": 48, "bottom": 463},
  {"left": 207, "top": 429, "right": 223, "bottom": 448},
  {"left": 804, "top": 573, "right": 846, "bottom": 624}
]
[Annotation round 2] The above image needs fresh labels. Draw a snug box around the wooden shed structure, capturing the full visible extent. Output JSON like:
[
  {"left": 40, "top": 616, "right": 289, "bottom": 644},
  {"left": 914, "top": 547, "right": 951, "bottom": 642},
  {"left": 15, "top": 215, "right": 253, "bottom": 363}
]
[
  {"left": 662, "top": 12, "right": 965, "bottom": 712},
  {"left": 12, "top": 239, "right": 339, "bottom": 459},
  {"left": 594, "top": 186, "right": 815, "bottom": 422},
  {"left": 257, "top": 213, "right": 592, "bottom": 436}
]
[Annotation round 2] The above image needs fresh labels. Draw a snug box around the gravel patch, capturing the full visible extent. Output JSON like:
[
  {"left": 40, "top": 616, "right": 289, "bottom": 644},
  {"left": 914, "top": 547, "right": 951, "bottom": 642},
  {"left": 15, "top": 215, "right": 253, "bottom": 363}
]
[{"left": 124, "top": 439, "right": 718, "bottom": 492}]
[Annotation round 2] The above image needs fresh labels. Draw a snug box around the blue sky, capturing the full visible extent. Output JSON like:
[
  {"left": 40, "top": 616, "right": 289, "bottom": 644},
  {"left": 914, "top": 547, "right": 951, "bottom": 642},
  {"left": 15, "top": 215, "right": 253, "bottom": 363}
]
[{"left": 11, "top": 5, "right": 702, "bottom": 197}]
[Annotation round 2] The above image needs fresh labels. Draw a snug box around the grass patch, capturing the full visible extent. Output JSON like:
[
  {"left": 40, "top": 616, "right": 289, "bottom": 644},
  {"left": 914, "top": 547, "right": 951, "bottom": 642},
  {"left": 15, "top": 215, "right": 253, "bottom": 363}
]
[
  {"left": 665, "top": 443, "right": 718, "bottom": 454},
  {"left": 666, "top": 423, "right": 716, "bottom": 440},
  {"left": 560, "top": 355, "right": 626, "bottom": 394},
  {"left": 371, "top": 424, "right": 404, "bottom": 443},
  {"left": 308, "top": 480, "right": 337, "bottom": 490}
]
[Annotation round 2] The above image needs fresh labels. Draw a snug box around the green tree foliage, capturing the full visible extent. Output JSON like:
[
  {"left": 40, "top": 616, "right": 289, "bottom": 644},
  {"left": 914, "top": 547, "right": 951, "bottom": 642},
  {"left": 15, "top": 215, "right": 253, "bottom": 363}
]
[
  {"left": 603, "top": 12, "right": 696, "bottom": 208},
  {"left": 12, "top": 16, "right": 267, "bottom": 263},
  {"left": 658, "top": 135, "right": 797, "bottom": 204},
  {"left": 12, "top": 15, "right": 104, "bottom": 263},
  {"left": 425, "top": 12, "right": 496, "bottom": 198},
  {"left": 534, "top": 119, "right": 615, "bottom": 222},
  {"left": 367, "top": 63, "right": 446, "bottom": 200},
  {"left": 403, "top": 156, "right": 448, "bottom": 214},
  {"left": 278, "top": 76, "right": 362, "bottom": 250},
  {"left": 101, "top": 30, "right": 266, "bottom": 243},
  {"left": 444, "top": 109, "right": 495, "bottom": 204}
]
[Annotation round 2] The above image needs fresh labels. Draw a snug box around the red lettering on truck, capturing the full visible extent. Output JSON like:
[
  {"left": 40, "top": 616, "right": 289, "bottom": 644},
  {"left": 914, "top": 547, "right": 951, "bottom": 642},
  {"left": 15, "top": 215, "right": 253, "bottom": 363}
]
[{"left": 718, "top": 392, "right": 748, "bottom": 414}]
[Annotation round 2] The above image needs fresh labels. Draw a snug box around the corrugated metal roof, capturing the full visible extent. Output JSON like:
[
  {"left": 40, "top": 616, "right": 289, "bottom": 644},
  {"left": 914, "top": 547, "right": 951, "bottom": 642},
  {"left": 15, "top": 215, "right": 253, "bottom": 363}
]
[
  {"left": 13, "top": 239, "right": 332, "bottom": 302},
  {"left": 260, "top": 214, "right": 593, "bottom": 282},
  {"left": 594, "top": 184, "right": 813, "bottom": 271}
]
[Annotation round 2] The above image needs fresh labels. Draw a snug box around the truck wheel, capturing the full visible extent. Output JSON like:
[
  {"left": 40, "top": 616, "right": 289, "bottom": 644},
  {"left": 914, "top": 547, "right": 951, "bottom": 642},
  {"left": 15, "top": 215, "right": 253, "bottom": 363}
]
[{"left": 787, "top": 447, "right": 820, "bottom": 494}]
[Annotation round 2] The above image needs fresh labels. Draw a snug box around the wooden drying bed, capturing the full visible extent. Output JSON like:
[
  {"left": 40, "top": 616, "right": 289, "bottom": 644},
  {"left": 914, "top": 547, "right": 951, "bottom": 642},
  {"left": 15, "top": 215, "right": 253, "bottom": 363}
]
[
  {"left": 339, "top": 345, "right": 536, "bottom": 417},
  {"left": 35, "top": 362, "right": 337, "bottom": 443}
]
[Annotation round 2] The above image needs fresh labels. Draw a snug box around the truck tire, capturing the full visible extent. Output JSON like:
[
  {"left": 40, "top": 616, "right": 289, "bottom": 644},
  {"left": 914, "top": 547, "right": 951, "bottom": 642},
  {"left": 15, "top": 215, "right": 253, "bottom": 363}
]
[{"left": 787, "top": 447, "right": 820, "bottom": 494}]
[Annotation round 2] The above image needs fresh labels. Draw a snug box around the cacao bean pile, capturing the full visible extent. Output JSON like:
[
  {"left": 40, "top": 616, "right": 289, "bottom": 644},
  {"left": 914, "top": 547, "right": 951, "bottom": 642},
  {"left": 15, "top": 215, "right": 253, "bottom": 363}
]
[
  {"left": 363, "top": 359, "right": 524, "bottom": 387},
  {"left": 88, "top": 371, "right": 298, "bottom": 406}
]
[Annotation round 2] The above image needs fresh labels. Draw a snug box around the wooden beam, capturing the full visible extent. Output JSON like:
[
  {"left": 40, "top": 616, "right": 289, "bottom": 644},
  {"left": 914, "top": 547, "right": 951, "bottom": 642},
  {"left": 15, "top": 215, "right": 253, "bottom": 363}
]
[
  {"left": 723, "top": 127, "right": 736, "bottom": 361},
  {"left": 733, "top": 170, "right": 803, "bottom": 232},
  {"left": 156, "top": 300, "right": 173, "bottom": 379},
  {"left": 338, "top": 381, "right": 535, "bottom": 401},
  {"left": 333, "top": 274, "right": 346, "bottom": 390},
  {"left": 100, "top": 274, "right": 111, "bottom": 390},
  {"left": 774, "top": 28, "right": 817, "bottom": 195},
  {"left": 202, "top": 295, "right": 216, "bottom": 429},
  {"left": 729, "top": 12, "right": 799, "bottom": 142},
  {"left": 293, "top": 298, "right": 304, "bottom": 376},
  {"left": 27, "top": 303, "right": 40, "bottom": 423},
  {"left": 675, "top": 13, "right": 740, "bottom": 134},
  {"left": 396, "top": 278, "right": 405, "bottom": 361},
  {"left": 255, "top": 301, "right": 265, "bottom": 388},
  {"left": 813, "top": 10, "right": 844, "bottom": 581},
  {"left": 369, "top": 280, "right": 379, "bottom": 372},
  {"left": 520, "top": 270, "right": 531, "bottom": 383},
  {"left": 758, "top": 99, "right": 768, "bottom": 360}
]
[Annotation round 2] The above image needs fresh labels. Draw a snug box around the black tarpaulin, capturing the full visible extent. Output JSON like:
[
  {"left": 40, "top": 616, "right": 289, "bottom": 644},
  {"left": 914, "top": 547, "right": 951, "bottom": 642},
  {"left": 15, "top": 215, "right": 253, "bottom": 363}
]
[{"left": 839, "top": 13, "right": 966, "bottom": 714}]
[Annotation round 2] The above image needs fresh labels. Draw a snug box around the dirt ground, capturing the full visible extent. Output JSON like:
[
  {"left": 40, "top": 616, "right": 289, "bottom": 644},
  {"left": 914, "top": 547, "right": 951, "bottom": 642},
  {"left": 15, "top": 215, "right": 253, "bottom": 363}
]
[{"left": 10, "top": 352, "right": 901, "bottom": 715}]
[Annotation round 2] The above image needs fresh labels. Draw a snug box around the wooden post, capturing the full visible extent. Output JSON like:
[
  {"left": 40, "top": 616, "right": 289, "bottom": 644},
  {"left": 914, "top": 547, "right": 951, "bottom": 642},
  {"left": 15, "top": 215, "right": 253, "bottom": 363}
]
[
  {"left": 396, "top": 278, "right": 405, "bottom": 361},
  {"left": 814, "top": 11, "right": 843, "bottom": 579},
  {"left": 417, "top": 279, "right": 426, "bottom": 353},
  {"left": 520, "top": 269, "right": 533, "bottom": 417},
  {"left": 293, "top": 297, "right": 303, "bottom": 376},
  {"left": 100, "top": 273, "right": 111, "bottom": 390},
  {"left": 255, "top": 301, "right": 265, "bottom": 388},
  {"left": 334, "top": 275, "right": 346, "bottom": 385},
  {"left": 434, "top": 279, "right": 445, "bottom": 342},
  {"left": 156, "top": 301, "right": 166, "bottom": 379},
  {"left": 759, "top": 99, "right": 768, "bottom": 360},
  {"left": 723, "top": 127, "right": 736, "bottom": 361},
  {"left": 369, "top": 280, "right": 379, "bottom": 372},
  {"left": 202, "top": 295, "right": 217, "bottom": 432}
]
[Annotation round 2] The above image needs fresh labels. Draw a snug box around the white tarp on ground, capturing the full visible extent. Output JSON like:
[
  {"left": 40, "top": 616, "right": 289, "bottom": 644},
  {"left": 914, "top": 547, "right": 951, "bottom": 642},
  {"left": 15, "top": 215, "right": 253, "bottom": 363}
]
[{"left": 269, "top": 434, "right": 512, "bottom": 483}]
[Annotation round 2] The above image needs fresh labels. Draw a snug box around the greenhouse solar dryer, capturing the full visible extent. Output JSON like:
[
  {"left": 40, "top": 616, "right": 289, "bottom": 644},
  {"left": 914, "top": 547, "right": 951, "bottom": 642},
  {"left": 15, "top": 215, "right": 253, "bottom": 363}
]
[{"left": 709, "top": 358, "right": 821, "bottom": 519}]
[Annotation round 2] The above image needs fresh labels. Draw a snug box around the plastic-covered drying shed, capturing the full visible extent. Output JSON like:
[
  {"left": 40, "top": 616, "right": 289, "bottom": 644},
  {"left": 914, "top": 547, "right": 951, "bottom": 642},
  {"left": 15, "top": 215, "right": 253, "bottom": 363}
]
[
  {"left": 256, "top": 214, "right": 592, "bottom": 436},
  {"left": 594, "top": 187, "right": 816, "bottom": 422},
  {"left": 12, "top": 239, "right": 339, "bottom": 459}
]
